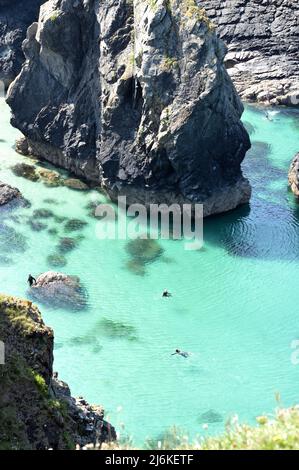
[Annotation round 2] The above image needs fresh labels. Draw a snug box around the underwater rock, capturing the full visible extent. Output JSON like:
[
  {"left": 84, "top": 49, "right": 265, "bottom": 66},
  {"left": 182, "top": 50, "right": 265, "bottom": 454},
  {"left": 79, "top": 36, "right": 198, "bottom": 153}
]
[
  {"left": 0, "top": 0, "right": 44, "bottom": 86},
  {"left": 29, "top": 271, "right": 88, "bottom": 311},
  {"left": 95, "top": 318, "right": 138, "bottom": 342},
  {"left": 43, "top": 198, "right": 59, "bottom": 205},
  {"left": 203, "top": 0, "right": 299, "bottom": 106},
  {"left": 64, "top": 218, "right": 87, "bottom": 233},
  {"left": 11, "top": 162, "right": 39, "bottom": 181},
  {"left": 0, "top": 181, "right": 23, "bottom": 206},
  {"left": 47, "top": 253, "right": 67, "bottom": 268},
  {"left": 0, "top": 255, "right": 14, "bottom": 266},
  {"left": 15, "top": 135, "right": 30, "bottom": 155},
  {"left": 28, "top": 219, "right": 48, "bottom": 232},
  {"left": 289, "top": 153, "right": 299, "bottom": 197},
  {"left": 0, "top": 223, "right": 28, "bottom": 253},
  {"left": 125, "top": 259, "right": 146, "bottom": 277},
  {"left": 198, "top": 409, "right": 223, "bottom": 424},
  {"left": 37, "top": 168, "right": 64, "bottom": 187},
  {"left": 33, "top": 208, "right": 54, "bottom": 219},
  {"left": 64, "top": 178, "right": 89, "bottom": 191}
]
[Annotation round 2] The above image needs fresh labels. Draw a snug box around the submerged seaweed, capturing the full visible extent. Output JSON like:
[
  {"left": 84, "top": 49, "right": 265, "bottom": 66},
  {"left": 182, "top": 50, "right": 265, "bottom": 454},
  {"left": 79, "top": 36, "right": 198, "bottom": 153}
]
[
  {"left": 198, "top": 409, "right": 223, "bottom": 424},
  {"left": 94, "top": 318, "right": 138, "bottom": 341}
]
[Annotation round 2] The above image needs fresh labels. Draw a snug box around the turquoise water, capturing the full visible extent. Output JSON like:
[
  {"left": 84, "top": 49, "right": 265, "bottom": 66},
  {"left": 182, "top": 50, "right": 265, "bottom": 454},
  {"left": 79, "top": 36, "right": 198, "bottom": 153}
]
[{"left": 0, "top": 97, "right": 299, "bottom": 446}]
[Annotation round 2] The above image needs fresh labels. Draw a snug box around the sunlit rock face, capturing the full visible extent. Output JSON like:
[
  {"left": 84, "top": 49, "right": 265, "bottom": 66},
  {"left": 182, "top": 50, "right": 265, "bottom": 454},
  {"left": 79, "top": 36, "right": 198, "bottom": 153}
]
[
  {"left": 202, "top": 0, "right": 299, "bottom": 106},
  {"left": 7, "top": 0, "right": 251, "bottom": 216}
]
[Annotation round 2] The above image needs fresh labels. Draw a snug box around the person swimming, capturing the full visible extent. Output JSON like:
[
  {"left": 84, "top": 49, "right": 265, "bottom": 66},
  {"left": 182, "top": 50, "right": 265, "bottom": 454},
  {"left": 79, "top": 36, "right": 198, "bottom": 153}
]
[
  {"left": 28, "top": 274, "right": 37, "bottom": 287},
  {"left": 162, "top": 290, "right": 172, "bottom": 298},
  {"left": 172, "top": 349, "right": 189, "bottom": 358}
]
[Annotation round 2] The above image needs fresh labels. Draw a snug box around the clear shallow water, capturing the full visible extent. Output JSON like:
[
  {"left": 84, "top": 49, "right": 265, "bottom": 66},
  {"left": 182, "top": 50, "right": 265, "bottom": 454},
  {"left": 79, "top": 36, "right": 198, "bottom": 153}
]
[{"left": 0, "top": 98, "right": 299, "bottom": 446}]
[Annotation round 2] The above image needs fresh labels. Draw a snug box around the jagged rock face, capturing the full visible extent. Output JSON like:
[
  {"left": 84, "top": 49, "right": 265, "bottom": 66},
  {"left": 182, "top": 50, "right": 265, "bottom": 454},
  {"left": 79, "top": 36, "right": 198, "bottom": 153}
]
[
  {"left": 29, "top": 271, "right": 88, "bottom": 311},
  {"left": 7, "top": 0, "right": 251, "bottom": 216},
  {"left": 0, "top": 294, "right": 115, "bottom": 450},
  {"left": 0, "top": 181, "right": 22, "bottom": 206},
  {"left": 0, "top": 0, "right": 44, "bottom": 87},
  {"left": 289, "top": 153, "right": 299, "bottom": 197},
  {"left": 202, "top": 0, "right": 299, "bottom": 106}
]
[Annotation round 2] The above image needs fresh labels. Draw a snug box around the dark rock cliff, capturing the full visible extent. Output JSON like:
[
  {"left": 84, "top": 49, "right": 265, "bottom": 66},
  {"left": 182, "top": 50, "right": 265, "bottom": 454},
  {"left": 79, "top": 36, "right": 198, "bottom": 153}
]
[
  {"left": 0, "top": 0, "right": 44, "bottom": 87},
  {"left": 203, "top": 0, "right": 299, "bottom": 105},
  {"left": 7, "top": 0, "right": 251, "bottom": 216},
  {"left": 0, "top": 294, "right": 115, "bottom": 450}
]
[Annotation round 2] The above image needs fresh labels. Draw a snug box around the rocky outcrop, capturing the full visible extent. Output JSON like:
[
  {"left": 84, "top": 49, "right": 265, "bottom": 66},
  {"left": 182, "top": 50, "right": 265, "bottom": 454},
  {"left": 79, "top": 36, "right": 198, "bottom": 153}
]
[
  {"left": 203, "top": 0, "right": 299, "bottom": 105},
  {"left": 7, "top": 0, "right": 251, "bottom": 217},
  {"left": 0, "top": 0, "right": 44, "bottom": 87},
  {"left": 0, "top": 181, "right": 22, "bottom": 206},
  {"left": 29, "top": 271, "right": 88, "bottom": 311},
  {"left": 289, "top": 153, "right": 299, "bottom": 197},
  {"left": 0, "top": 294, "right": 115, "bottom": 450}
]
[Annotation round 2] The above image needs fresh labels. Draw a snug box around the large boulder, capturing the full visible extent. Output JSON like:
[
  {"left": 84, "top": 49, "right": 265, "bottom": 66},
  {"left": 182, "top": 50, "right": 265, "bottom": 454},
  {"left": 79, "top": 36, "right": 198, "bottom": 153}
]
[
  {"left": 0, "top": 294, "right": 115, "bottom": 449},
  {"left": 0, "top": 0, "right": 44, "bottom": 87},
  {"left": 0, "top": 181, "right": 23, "bottom": 206},
  {"left": 7, "top": 0, "right": 251, "bottom": 217},
  {"left": 29, "top": 271, "right": 88, "bottom": 311},
  {"left": 289, "top": 153, "right": 299, "bottom": 197}
]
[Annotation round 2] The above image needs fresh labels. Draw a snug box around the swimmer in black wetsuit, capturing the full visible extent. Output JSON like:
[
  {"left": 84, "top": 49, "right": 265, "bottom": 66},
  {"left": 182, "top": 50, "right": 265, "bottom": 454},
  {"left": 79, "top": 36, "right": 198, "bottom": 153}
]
[
  {"left": 28, "top": 274, "right": 37, "bottom": 287},
  {"left": 162, "top": 290, "right": 172, "bottom": 298}
]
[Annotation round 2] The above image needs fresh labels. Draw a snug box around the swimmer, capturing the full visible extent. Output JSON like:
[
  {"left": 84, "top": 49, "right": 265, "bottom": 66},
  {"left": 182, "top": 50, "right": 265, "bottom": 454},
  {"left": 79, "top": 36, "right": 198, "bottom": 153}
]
[{"left": 172, "top": 349, "right": 189, "bottom": 358}]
